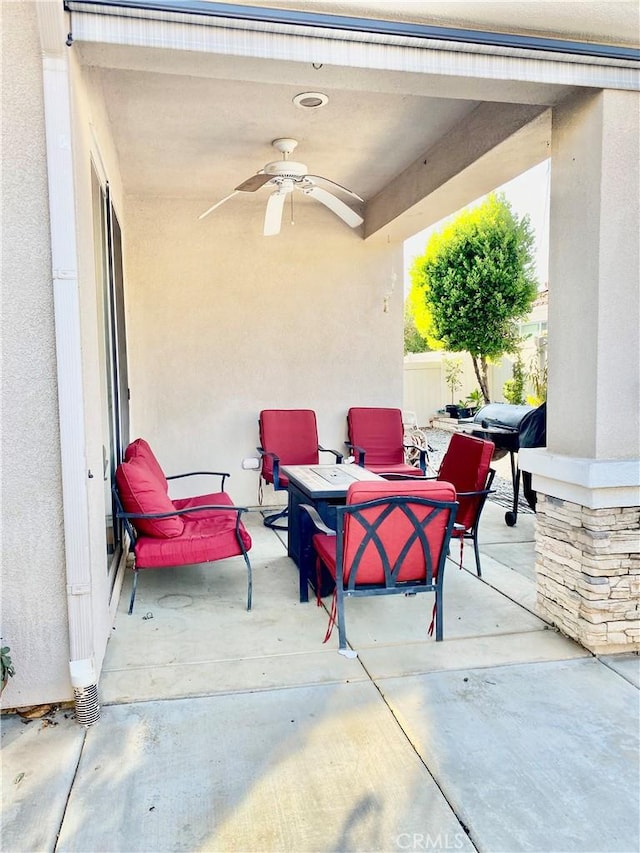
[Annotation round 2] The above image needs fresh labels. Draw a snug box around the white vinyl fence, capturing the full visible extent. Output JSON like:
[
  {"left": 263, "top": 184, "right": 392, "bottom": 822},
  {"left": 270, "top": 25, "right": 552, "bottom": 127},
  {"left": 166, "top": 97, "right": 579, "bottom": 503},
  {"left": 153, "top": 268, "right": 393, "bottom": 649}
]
[{"left": 403, "top": 351, "right": 513, "bottom": 427}]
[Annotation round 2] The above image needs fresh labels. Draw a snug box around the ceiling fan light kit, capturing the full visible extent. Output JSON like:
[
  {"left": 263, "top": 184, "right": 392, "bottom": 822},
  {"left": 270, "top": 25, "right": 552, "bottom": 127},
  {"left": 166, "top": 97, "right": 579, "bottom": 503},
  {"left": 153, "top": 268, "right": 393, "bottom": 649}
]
[{"left": 199, "top": 137, "right": 363, "bottom": 236}]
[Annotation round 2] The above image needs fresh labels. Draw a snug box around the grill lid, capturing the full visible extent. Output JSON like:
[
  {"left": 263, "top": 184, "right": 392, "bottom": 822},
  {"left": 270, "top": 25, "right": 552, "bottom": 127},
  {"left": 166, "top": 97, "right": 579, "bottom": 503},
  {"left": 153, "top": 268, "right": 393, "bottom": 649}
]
[{"left": 470, "top": 403, "right": 534, "bottom": 430}]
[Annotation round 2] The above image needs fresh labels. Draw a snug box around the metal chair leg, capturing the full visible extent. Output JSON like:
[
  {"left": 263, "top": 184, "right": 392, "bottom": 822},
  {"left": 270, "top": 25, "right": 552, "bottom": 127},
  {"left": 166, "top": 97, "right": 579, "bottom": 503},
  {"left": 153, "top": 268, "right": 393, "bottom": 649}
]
[
  {"left": 434, "top": 590, "right": 443, "bottom": 641},
  {"left": 128, "top": 569, "right": 139, "bottom": 615},
  {"left": 472, "top": 532, "right": 482, "bottom": 577},
  {"left": 336, "top": 588, "right": 348, "bottom": 651},
  {"left": 242, "top": 550, "right": 253, "bottom": 611}
]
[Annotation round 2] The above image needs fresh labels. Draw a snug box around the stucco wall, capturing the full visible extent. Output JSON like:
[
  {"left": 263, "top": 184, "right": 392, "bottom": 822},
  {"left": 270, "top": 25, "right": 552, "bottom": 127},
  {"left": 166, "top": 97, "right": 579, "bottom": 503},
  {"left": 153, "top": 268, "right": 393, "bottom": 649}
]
[
  {"left": 1, "top": 2, "right": 69, "bottom": 706},
  {"left": 124, "top": 196, "right": 404, "bottom": 507},
  {"left": 0, "top": 6, "right": 130, "bottom": 708}
]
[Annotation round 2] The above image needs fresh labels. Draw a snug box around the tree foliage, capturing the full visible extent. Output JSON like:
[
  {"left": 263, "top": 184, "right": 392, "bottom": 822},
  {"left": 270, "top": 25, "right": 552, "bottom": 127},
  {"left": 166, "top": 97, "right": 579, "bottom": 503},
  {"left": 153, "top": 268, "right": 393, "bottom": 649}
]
[
  {"left": 503, "top": 349, "right": 527, "bottom": 405},
  {"left": 403, "top": 298, "right": 430, "bottom": 354},
  {"left": 409, "top": 193, "right": 538, "bottom": 402}
]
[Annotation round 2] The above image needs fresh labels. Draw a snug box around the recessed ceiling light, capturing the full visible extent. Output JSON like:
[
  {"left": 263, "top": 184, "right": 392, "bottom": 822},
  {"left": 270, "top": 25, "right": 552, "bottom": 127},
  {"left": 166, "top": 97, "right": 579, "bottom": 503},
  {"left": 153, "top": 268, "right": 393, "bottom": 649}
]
[{"left": 293, "top": 92, "right": 329, "bottom": 110}]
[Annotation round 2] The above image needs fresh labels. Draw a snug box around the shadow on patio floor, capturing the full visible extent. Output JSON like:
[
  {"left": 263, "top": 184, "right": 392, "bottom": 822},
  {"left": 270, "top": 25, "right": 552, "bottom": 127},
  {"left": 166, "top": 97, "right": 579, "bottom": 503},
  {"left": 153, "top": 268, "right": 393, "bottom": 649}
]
[{"left": 3, "top": 501, "right": 639, "bottom": 853}]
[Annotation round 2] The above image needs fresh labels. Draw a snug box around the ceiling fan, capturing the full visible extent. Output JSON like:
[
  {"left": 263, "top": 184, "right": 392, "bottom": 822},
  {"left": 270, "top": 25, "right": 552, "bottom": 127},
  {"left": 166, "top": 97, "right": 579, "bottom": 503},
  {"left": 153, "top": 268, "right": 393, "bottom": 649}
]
[{"left": 198, "top": 138, "right": 364, "bottom": 236}]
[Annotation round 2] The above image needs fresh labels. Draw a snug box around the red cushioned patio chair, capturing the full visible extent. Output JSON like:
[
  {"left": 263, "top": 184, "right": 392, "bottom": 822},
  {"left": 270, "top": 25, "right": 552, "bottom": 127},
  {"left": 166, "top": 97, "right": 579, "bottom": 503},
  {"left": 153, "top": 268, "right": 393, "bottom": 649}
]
[
  {"left": 434, "top": 432, "right": 495, "bottom": 577},
  {"left": 257, "top": 409, "right": 343, "bottom": 530},
  {"left": 346, "top": 407, "right": 429, "bottom": 476},
  {"left": 302, "top": 480, "right": 458, "bottom": 655},
  {"left": 114, "top": 438, "right": 252, "bottom": 614}
]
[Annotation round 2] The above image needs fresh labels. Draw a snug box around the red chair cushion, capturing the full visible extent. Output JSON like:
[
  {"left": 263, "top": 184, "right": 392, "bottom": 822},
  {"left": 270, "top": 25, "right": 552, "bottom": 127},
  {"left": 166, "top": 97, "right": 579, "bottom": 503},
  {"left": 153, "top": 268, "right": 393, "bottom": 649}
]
[
  {"left": 438, "top": 433, "right": 494, "bottom": 531},
  {"left": 365, "top": 463, "right": 425, "bottom": 477},
  {"left": 347, "top": 407, "right": 405, "bottom": 466},
  {"left": 132, "top": 500, "right": 252, "bottom": 569},
  {"left": 173, "top": 492, "right": 228, "bottom": 518},
  {"left": 314, "top": 480, "right": 456, "bottom": 587},
  {"left": 259, "top": 409, "right": 319, "bottom": 485},
  {"left": 124, "top": 438, "right": 169, "bottom": 493},
  {"left": 116, "top": 458, "right": 184, "bottom": 539}
]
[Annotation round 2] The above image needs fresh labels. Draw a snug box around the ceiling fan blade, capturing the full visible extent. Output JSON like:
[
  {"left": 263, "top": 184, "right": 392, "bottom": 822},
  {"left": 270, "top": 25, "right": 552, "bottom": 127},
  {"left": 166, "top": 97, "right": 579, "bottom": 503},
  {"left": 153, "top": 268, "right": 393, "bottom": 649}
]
[
  {"left": 303, "top": 186, "right": 364, "bottom": 228},
  {"left": 198, "top": 191, "right": 240, "bottom": 220},
  {"left": 264, "top": 191, "right": 286, "bottom": 236},
  {"left": 235, "top": 173, "right": 272, "bottom": 192},
  {"left": 305, "top": 175, "right": 364, "bottom": 203}
]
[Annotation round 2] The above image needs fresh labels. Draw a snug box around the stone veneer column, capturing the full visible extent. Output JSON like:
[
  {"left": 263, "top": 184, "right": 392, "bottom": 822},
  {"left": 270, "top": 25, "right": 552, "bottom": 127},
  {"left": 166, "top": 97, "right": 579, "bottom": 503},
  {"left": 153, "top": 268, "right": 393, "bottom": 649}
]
[
  {"left": 520, "top": 87, "right": 640, "bottom": 654},
  {"left": 535, "top": 496, "right": 640, "bottom": 653}
]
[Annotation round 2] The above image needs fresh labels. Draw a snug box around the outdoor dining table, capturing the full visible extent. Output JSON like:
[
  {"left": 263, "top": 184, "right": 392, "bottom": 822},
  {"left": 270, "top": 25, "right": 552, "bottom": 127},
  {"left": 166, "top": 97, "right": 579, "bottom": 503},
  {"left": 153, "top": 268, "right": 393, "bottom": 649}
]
[{"left": 280, "top": 463, "right": 384, "bottom": 602}]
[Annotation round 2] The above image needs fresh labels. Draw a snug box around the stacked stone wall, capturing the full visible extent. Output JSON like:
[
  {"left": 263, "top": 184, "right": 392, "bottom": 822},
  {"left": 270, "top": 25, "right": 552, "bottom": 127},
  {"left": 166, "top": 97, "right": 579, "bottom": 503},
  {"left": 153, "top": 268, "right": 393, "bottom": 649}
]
[{"left": 535, "top": 494, "right": 640, "bottom": 653}]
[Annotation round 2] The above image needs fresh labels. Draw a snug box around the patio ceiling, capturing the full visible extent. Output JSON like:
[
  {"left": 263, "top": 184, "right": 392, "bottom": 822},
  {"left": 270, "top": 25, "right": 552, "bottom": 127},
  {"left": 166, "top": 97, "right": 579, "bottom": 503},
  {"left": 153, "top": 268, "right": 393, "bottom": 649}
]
[{"left": 71, "top": 0, "right": 638, "bottom": 238}]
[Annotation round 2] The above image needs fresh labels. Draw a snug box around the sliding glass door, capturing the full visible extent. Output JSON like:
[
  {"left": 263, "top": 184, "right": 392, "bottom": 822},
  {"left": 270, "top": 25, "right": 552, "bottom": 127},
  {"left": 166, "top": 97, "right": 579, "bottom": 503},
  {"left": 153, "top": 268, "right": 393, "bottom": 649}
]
[{"left": 91, "top": 163, "right": 129, "bottom": 593}]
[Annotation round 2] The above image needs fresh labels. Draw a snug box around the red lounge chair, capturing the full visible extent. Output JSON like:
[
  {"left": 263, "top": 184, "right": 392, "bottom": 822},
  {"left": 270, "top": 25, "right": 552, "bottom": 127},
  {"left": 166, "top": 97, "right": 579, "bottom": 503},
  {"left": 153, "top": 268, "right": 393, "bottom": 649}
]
[
  {"left": 346, "top": 407, "right": 428, "bottom": 476},
  {"left": 302, "top": 480, "right": 458, "bottom": 654},
  {"left": 257, "top": 409, "right": 343, "bottom": 530},
  {"left": 114, "top": 438, "right": 252, "bottom": 614}
]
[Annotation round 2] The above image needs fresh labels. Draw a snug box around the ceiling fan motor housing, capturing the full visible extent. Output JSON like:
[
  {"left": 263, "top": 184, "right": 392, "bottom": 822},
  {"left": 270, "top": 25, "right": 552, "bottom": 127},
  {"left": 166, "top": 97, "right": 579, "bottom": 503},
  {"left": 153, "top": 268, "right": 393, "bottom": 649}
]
[{"left": 264, "top": 160, "right": 308, "bottom": 179}]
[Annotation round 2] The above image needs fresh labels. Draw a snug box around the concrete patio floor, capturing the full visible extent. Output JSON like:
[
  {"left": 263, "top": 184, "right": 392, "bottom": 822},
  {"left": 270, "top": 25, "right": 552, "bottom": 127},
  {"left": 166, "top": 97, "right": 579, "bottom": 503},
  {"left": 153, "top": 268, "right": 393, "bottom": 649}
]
[{"left": 2, "top": 501, "right": 639, "bottom": 853}]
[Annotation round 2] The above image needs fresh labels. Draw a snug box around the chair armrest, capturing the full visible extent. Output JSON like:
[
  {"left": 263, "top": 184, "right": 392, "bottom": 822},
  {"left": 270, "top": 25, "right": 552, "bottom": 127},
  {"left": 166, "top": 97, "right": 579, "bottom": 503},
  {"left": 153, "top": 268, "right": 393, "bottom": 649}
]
[
  {"left": 256, "top": 446, "right": 283, "bottom": 490},
  {"left": 457, "top": 467, "right": 496, "bottom": 499},
  {"left": 402, "top": 443, "right": 429, "bottom": 474},
  {"left": 114, "top": 501, "right": 248, "bottom": 545},
  {"left": 166, "top": 471, "right": 229, "bottom": 491},
  {"left": 318, "top": 445, "right": 344, "bottom": 463},
  {"left": 299, "top": 504, "right": 336, "bottom": 536},
  {"left": 377, "top": 472, "right": 425, "bottom": 480},
  {"left": 116, "top": 504, "right": 248, "bottom": 520},
  {"left": 345, "top": 441, "right": 366, "bottom": 467},
  {"left": 456, "top": 488, "right": 494, "bottom": 499}
]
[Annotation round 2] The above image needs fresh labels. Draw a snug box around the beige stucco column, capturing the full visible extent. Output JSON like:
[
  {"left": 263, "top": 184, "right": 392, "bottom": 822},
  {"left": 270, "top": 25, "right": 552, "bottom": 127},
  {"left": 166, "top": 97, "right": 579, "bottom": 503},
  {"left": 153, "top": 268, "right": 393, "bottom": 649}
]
[{"left": 520, "top": 88, "right": 640, "bottom": 654}]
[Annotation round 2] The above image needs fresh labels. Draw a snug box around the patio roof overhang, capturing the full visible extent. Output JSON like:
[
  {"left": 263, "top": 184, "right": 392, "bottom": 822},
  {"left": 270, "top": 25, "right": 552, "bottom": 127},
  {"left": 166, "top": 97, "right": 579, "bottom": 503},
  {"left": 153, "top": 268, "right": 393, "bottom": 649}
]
[
  {"left": 57, "top": 0, "right": 638, "bottom": 243},
  {"left": 63, "top": 0, "right": 640, "bottom": 63}
]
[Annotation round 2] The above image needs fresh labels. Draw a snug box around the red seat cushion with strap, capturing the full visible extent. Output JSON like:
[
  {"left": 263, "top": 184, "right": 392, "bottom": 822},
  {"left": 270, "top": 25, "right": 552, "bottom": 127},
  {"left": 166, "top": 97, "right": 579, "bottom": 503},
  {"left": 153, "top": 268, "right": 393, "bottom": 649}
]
[
  {"left": 173, "top": 492, "right": 229, "bottom": 519},
  {"left": 124, "top": 438, "right": 169, "bottom": 493},
  {"left": 438, "top": 433, "right": 493, "bottom": 531},
  {"left": 347, "top": 407, "right": 405, "bottom": 466},
  {"left": 364, "top": 462, "right": 425, "bottom": 476},
  {"left": 259, "top": 409, "right": 320, "bottom": 485},
  {"left": 133, "top": 508, "right": 252, "bottom": 568},
  {"left": 116, "top": 457, "right": 184, "bottom": 538},
  {"left": 313, "top": 480, "right": 456, "bottom": 586}
]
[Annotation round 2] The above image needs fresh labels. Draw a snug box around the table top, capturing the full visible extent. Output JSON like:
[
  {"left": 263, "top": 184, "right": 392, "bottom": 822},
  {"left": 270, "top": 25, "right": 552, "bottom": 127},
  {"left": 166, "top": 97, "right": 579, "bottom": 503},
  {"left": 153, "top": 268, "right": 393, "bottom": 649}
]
[{"left": 281, "top": 464, "right": 382, "bottom": 498}]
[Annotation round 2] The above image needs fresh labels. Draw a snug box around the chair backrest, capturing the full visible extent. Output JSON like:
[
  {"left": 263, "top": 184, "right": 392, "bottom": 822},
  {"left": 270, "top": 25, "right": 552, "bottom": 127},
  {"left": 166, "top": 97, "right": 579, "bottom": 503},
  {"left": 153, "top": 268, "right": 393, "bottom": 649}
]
[
  {"left": 347, "top": 407, "right": 405, "bottom": 466},
  {"left": 438, "top": 432, "right": 494, "bottom": 530},
  {"left": 124, "top": 437, "right": 168, "bottom": 492},
  {"left": 115, "top": 457, "right": 184, "bottom": 539},
  {"left": 338, "top": 480, "right": 457, "bottom": 588},
  {"left": 259, "top": 409, "right": 320, "bottom": 483}
]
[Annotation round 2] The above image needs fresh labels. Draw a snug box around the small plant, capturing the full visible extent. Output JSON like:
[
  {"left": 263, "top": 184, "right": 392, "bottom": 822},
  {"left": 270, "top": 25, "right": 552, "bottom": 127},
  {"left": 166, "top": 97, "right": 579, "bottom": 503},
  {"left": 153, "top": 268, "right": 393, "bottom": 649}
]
[
  {"left": 465, "top": 388, "right": 483, "bottom": 411},
  {"left": 1, "top": 644, "right": 15, "bottom": 689},
  {"left": 503, "top": 352, "right": 526, "bottom": 405},
  {"left": 443, "top": 357, "right": 463, "bottom": 404}
]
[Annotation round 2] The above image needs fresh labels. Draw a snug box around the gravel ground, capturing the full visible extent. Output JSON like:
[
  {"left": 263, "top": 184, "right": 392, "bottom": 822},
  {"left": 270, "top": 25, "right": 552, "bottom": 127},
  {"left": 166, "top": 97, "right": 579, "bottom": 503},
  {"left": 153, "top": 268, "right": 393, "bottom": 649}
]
[{"left": 412, "top": 427, "right": 534, "bottom": 515}]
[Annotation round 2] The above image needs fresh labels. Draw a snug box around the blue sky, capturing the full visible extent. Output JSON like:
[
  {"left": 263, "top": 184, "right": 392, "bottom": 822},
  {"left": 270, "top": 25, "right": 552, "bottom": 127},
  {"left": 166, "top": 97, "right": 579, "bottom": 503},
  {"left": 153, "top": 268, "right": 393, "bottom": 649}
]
[{"left": 403, "top": 159, "right": 551, "bottom": 294}]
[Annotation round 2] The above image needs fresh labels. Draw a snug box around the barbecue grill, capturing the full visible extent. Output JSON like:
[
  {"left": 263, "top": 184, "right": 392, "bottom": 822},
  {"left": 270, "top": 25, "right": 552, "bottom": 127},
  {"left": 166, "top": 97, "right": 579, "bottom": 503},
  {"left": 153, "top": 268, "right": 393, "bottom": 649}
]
[{"left": 458, "top": 403, "right": 546, "bottom": 526}]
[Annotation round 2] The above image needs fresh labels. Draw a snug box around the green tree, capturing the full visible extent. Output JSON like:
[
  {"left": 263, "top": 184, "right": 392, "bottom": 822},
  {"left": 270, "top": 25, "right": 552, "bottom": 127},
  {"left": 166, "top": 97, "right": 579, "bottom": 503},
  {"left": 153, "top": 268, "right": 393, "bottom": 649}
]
[{"left": 409, "top": 193, "right": 538, "bottom": 403}]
